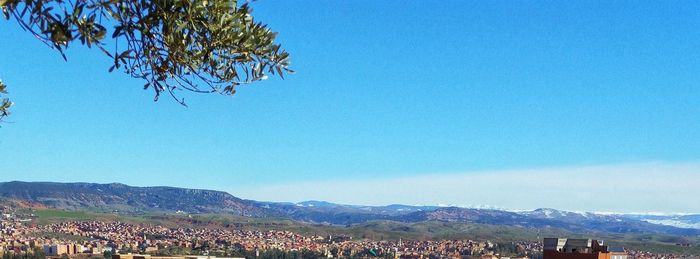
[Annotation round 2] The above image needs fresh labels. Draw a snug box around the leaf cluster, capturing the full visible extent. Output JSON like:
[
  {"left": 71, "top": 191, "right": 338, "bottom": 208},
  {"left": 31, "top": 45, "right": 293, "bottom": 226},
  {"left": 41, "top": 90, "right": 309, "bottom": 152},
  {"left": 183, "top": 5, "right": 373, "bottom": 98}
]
[
  {"left": 1, "top": 0, "right": 292, "bottom": 106},
  {"left": 0, "top": 80, "right": 11, "bottom": 123}
]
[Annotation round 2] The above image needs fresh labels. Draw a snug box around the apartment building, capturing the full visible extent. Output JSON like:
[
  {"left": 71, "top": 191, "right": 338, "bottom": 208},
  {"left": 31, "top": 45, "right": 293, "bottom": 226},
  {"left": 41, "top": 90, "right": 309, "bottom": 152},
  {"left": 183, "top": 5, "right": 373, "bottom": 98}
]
[{"left": 543, "top": 238, "right": 627, "bottom": 259}]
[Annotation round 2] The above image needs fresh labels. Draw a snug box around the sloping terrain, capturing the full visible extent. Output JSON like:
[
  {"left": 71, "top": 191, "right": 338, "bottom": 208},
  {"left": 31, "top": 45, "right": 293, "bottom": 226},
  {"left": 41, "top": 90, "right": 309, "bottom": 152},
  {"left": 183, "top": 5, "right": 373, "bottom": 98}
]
[
  {"left": 0, "top": 181, "right": 265, "bottom": 216},
  {"left": 623, "top": 214, "right": 700, "bottom": 230},
  {"left": 1, "top": 181, "right": 699, "bottom": 237}
]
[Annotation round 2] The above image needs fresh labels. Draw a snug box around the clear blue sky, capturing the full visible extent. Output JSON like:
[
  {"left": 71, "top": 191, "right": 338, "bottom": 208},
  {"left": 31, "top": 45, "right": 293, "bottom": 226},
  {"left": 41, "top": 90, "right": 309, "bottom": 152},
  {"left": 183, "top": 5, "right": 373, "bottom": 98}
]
[{"left": 1, "top": 1, "right": 699, "bottom": 212}]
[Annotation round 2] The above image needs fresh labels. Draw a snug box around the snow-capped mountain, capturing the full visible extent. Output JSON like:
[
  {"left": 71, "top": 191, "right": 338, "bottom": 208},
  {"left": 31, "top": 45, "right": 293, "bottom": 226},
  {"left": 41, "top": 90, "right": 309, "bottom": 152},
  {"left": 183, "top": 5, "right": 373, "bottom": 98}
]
[{"left": 622, "top": 214, "right": 700, "bottom": 229}]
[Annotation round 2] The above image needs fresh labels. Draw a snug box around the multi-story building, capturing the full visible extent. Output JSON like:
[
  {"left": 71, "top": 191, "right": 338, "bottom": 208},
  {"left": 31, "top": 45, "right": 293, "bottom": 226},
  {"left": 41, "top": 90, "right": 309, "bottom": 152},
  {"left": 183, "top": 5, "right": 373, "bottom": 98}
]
[
  {"left": 43, "top": 243, "right": 85, "bottom": 256},
  {"left": 44, "top": 244, "right": 65, "bottom": 256},
  {"left": 543, "top": 238, "right": 627, "bottom": 259}
]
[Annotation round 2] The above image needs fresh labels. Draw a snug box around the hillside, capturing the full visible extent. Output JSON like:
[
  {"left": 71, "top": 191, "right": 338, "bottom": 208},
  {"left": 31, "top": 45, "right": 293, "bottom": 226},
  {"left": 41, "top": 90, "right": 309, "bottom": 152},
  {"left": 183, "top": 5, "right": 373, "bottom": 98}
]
[
  {"left": 1, "top": 181, "right": 699, "bottom": 238},
  {"left": 0, "top": 181, "right": 265, "bottom": 216}
]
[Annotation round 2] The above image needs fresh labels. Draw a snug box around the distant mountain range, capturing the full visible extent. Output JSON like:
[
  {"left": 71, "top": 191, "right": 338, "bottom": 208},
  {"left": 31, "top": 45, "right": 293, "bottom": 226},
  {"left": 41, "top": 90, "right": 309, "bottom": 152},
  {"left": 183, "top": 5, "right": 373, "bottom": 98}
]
[
  {"left": 1, "top": 181, "right": 699, "bottom": 237},
  {"left": 623, "top": 214, "right": 700, "bottom": 230}
]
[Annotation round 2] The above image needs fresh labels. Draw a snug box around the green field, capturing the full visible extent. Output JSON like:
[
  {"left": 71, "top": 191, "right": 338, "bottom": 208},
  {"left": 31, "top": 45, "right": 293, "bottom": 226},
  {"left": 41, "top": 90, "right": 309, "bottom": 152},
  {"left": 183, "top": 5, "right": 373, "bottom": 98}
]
[
  {"left": 29, "top": 209, "right": 118, "bottom": 225},
  {"left": 33, "top": 210, "right": 96, "bottom": 220}
]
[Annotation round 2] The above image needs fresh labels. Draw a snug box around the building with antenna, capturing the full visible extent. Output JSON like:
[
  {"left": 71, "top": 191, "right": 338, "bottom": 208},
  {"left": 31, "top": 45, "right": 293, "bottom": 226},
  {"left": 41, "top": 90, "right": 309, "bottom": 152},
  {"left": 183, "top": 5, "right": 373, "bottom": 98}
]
[{"left": 543, "top": 238, "right": 627, "bottom": 259}]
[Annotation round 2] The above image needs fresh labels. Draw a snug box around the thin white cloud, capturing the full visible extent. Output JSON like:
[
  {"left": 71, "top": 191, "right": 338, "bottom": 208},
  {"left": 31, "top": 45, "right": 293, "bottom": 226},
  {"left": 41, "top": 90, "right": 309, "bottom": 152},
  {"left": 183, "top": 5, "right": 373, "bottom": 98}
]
[{"left": 233, "top": 161, "right": 700, "bottom": 213}]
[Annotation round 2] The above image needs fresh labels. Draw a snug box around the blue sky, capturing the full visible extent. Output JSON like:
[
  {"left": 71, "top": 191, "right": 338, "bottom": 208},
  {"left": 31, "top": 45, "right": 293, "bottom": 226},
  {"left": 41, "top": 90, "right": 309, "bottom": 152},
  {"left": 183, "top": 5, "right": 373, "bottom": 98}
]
[{"left": 1, "top": 1, "right": 699, "bottom": 212}]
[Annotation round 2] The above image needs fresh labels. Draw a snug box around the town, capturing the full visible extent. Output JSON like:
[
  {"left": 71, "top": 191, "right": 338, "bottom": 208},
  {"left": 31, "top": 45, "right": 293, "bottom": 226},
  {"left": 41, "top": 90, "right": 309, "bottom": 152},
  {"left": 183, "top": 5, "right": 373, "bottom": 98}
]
[{"left": 0, "top": 206, "right": 693, "bottom": 259}]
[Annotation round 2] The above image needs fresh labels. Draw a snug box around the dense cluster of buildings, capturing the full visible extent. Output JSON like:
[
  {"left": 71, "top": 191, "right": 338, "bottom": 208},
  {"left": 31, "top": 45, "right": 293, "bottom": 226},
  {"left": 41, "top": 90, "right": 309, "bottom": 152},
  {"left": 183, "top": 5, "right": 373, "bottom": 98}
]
[
  {"left": 7, "top": 219, "right": 528, "bottom": 258},
  {"left": 0, "top": 206, "right": 695, "bottom": 258},
  {"left": 0, "top": 210, "right": 540, "bottom": 258}
]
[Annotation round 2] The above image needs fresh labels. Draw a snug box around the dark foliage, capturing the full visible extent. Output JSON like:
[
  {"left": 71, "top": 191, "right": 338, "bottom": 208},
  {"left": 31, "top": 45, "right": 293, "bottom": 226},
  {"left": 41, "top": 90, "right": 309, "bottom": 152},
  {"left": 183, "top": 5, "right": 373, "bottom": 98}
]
[{"left": 0, "top": 0, "right": 291, "bottom": 111}]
